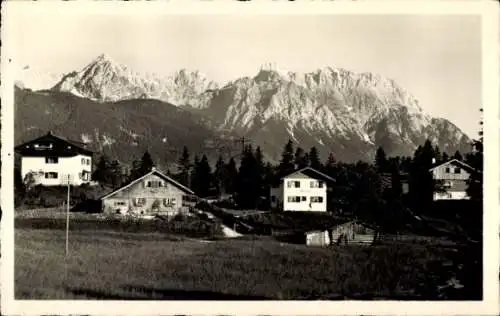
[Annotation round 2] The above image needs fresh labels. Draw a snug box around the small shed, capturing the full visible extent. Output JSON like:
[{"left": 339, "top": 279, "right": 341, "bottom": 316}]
[{"left": 305, "top": 230, "right": 331, "bottom": 247}]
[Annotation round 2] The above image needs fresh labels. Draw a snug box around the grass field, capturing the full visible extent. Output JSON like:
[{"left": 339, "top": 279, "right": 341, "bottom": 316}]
[{"left": 15, "top": 222, "right": 469, "bottom": 300}]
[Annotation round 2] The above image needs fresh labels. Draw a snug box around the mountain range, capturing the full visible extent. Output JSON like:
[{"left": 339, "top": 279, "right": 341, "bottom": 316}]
[{"left": 15, "top": 54, "right": 472, "bottom": 168}]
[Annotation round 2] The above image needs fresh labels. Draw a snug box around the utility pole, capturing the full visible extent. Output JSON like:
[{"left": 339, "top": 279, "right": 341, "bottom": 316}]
[
  {"left": 65, "top": 174, "right": 72, "bottom": 257},
  {"left": 236, "top": 136, "right": 248, "bottom": 150}
]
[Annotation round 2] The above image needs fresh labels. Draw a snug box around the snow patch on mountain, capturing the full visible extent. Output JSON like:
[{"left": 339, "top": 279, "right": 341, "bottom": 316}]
[
  {"left": 119, "top": 125, "right": 140, "bottom": 139},
  {"left": 81, "top": 133, "right": 92, "bottom": 144},
  {"left": 15, "top": 65, "right": 62, "bottom": 91}
]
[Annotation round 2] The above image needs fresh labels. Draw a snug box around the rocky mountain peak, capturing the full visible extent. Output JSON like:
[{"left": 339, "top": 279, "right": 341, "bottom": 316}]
[
  {"left": 51, "top": 54, "right": 218, "bottom": 105},
  {"left": 46, "top": 55, "right": 471, "bottom": 162}
]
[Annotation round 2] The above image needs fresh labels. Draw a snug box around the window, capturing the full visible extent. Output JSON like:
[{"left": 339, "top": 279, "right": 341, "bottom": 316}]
[
  {"left": 287, "top": 196, "right": 301, "bottom": 203},
  {"left": 445, "top": 167, "right": 450, "bottom": 173},
  {"left": 35, "top": 143, "right": 52, "bottom": 150},
  {"left": 146, "top": 180, "right": 164, "bottom": 188},
  {"left": 81, "top": 158, "right": 86, "bottom": 165},
  {"left": 114, "top": 201, "right": 126, "bottom": 206},
  {"left": 454, "top": 168, "right": 461, "bottom": 174},
  {"left": 86, "top": 159, "right": 91, "bottom": 165},
  {"left": 287, "top": 180, "right": 300, "bottom": 188},
  {"left": 443, "top": 181, "right": 453, "bottom": 188},
  {"left": 271, "top": 196, "right": 276, "bottom": 202},
  {"left": 134, "top": 198, "right": 146, "bottom": 206},
  {"left": 301, "top": 196, "right": 307, "bottom": 201},
  {"left": 310, "top": 180, "right": 324, "bottom": 188},
  {"left": 45, "top": 156, "right": 58, "bottom": 164},
  {"left": 44, "top": 172, "right": 58, "bottom": 179},
  {"left": 163, "top": 198, "right": 177, "bottom": 206},
  {"left": 310, "top": 196, "right": 324, "bottom": 203}
]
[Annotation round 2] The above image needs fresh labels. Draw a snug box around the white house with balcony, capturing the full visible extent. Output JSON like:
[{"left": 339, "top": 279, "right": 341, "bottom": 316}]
[
  {"left": 429, "top": 158, "right": 477, "bottom": 200},
  {"left": 270, "top": 167, "right": 335, "bottom": 212},
  {"left": 15, "top": 131, "right": 94, "bottom": 186}
]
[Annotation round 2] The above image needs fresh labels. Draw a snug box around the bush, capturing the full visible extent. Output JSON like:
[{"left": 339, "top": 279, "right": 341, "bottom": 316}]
[{"left": 18, "top": 184, "right": 109, "bottom": 209}]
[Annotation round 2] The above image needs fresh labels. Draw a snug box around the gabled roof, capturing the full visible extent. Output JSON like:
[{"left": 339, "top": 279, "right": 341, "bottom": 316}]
[
  {"left": 100, "top": 167, "right": 195, "bottom": 200},
  {"left": 282, "top": 167, "right": 335, "bottom": 183},
  {"left": 429, "top": 159, "right": 477, "bottom": 173},
  {"left": 15, "top": 131, "right": 94, "bottom": 156}
]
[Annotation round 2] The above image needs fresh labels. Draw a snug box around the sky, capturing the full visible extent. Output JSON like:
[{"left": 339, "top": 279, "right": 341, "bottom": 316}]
[{"left": 8, "top": 10, "right": 482, "bottom": 137}]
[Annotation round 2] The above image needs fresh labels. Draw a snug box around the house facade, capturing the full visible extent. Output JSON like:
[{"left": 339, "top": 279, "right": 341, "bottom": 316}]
[
  {"left": 429, "top": 159, "right": 475, "bottom": 200},
  {"left": 15, "top": 131, "right": 93, "bottom": 186},
  {"left": 270, "top": 167, "right": 335, "bottom": 212},
  {"left": 100, "top": 167, "right": 195, "bottom": 216}
]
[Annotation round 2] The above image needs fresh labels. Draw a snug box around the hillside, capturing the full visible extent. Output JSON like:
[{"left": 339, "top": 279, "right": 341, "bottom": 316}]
[{"left": 14, "top": 86, "right": 239, "bottom": 169}]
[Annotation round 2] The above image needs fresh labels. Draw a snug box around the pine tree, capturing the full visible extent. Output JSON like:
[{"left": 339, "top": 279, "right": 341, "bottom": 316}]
[
  {"left": 109, "top": 160, "right": 124, "bottom": 188},
  {"left": 255, "top": 146, "right": 267, "bottom": 203},
  {"left": 129, "top": 159, "right": 143, "bottom": 181},
  {"left": 224, "top": 157, "right": 238, "bottom": 195},
  {"left": 352, "top": 162, "right": 384, "bottom": 223},
  {"left": 190, "top": 155, "right": 201, "bottom": 194},
  {"left": 452, "top": 150, "right": 463, "bottom": 161},
  {"left": 309, "top": 147, "right": 321, "bottom": 171},
  {"left": 139, "top": 151, "right": 154, "bottom": 175},
  {"left": 236, "top": 145, "right": 261, "bottom": 209},
  {"left": 92, "top": 155, "right": 111, "bottom": 184},
  {"left": 390, "top": 160, "right": 403, "bottom": 198},
  {"left": 277, "top": 140, "right": 295, "bottom": 178},
  {"left": 441, "top": 152, "right": 450, "bottom": 163},
  {"left": 177, "top": 146, "right": 191, "bottom": 187},
  {"left": 375, "top": 147, "right": 388, "bottom": 173},
  {"left": 213, "top": 156, "right": 226, "bottom": 197},
  {"left": 324, "top": 153, "right": 337, "bottom": 177},
  {"left": 408, "top": 139, "right": 439, "bottom": 211},
  {"left": 294, "top": 147, "right": 309, "bottom": 169},
  {"left": 263, "top": 162, "right": 275, "bottom": 206},
  {"left": 191, "top": 155, "right": 212, "bottom": 198}
]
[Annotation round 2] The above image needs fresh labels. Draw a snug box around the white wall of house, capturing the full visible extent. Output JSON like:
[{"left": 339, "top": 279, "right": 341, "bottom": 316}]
[
  {"left": 431, "top": 161, "right": 471, "bottom": 201},
  {"left": 272, "top": 175, "right": 327, "bottom": 212},
  {"left": 21, "top": 154, "right": 92, "bottom": 186}
]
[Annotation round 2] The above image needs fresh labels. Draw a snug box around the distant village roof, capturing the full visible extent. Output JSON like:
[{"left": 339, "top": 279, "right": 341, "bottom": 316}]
[
  {"left": 15, "top": 131, "right": 93, "bottom": 157},
  {"left": 429, "top": 159, "right": 477, "bottom": 173},
  {"left": 100, "top": 167, "right": 195, "bottom": 200},
  {"left": 282, "top": 167, "right": 336, "bottom": 183}
]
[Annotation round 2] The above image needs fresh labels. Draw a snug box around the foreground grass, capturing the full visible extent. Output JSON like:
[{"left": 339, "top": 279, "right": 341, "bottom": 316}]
[{"left": 15, "top": 227, "right": 466, "bottom": 300}]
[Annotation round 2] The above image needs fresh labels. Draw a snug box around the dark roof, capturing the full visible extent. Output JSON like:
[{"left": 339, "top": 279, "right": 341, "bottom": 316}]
[
  {"left": 15, "top": 131, "right": 93, "bottom": 157},
  {"left": 429, "top": 159, "right": 477, "bottom": 173},
  {"left": 100, "top": 167, "right": 195, "bottom": 200},
  {"left": 282, "top": 167, "right": 336, "bottom": 183}
]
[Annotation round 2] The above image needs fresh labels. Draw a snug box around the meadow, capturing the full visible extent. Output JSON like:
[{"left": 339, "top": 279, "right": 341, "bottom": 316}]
[{"left": 15, "top": 216, "right": 468, "bottom": 300}]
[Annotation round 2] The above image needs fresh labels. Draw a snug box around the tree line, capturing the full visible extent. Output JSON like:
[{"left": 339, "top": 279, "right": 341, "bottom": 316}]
[{"left": 89, "top": 136, "right": 481, "bottom": 225}]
